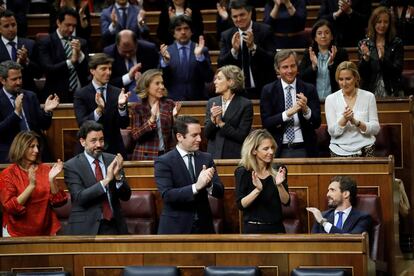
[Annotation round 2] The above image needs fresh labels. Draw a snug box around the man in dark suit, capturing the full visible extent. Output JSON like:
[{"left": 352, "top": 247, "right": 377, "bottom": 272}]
[
  {"left": 64, "top": 120, "right": 131, "bottom": 235},
  {"left": 218, "top": 0, "right": 277, "bottom": 99},
  {"left": 0, "top": 60, "right": 59, "bottom": 163},
  {"left": 159, "top": 15, "right": 214, "bottom": 101},
  {"left": 100, "top": 0, "right": 149, "bottom": 46},
  {"left": 37, "top": 7, "right": 89, "bottom": 103},
  {"left": 307, "top": 176, "right": 372, "bottom": 234},
  {"left": 74, "top": 53, "right": 130, "bottom": 159},
  {"left": 260, "top": 49, "right": 321, "bottom": 158},
  {"left": 103, "top": 29, "right": 159, "bottom": 102},
  {"left": 155, "top": 116, "right": 224, "bottom": 234},
  {"left": 0, "top": 10, "right": 42, "bottom": 94},
  {"left": 318, "top": 0, "right": 371, "bottom": 47}
]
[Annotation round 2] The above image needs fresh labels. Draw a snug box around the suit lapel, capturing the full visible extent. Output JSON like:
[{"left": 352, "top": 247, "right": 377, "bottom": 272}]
[
  {"left": 0, "top": 40, "right": 11, "bottom": 60},
  {"left": 173, "top": 148, "right": 194, "bottom": 185},
  {"left": 51, "top": 33, "right": 66, "bottom": 60},
  {"left": 342, "top": 209, "right": 356, "bottom": 232},
  {"left": 78, "top": 153, "right": 97, "bottom": 187},
  {"left": 222, "top": 95, "right": 237, "bottom": 120}
]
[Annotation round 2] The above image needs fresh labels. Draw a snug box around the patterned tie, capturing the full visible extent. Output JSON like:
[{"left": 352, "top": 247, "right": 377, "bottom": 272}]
[
  {"left": 241, "top": 35, "right": 251, "bottom": 88},
  {"left": 186, "top": 153, "right": 196, "bottom": 183},
  {"left": 180, "top": 46, "right": 189, "bottom": 80},
  {"left": 285, "top": 85, "right": 295, "bottom": 143},
  {"left": 8, "top": 41, "right": 17, "bottom": 61},
  {"left": 94, "top": 159, "right": 113, "bottom": 220},
  {"left": 336, "top": 211, "right": 344, "bottom": 229},
  {"left": 10, "top": 95, "right": 28, "bottom": 130},
  {"left": 120, "top": 7, "right": 127, "bottom": 28},
  {"left": 63, "top": 38, "right": 78, "bottom": 92}
]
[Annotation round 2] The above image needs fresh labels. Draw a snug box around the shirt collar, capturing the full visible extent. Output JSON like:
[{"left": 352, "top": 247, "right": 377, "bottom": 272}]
[
  {"left": 176, "top": 41, "right": 191, "bottom": 49},
  {"left": 176, "top": 145, "right": 193, "bottom": 158},
  {"left": 335, "top": 206, "right": 352, "bottom": 217},
  {"left": 115, "top": 2, "right": 130, "bottom": 10},
  {"left": 92, "top": 80, "right": 108, "bottom": 91},
  {"left": 1, "top": 36, "right": 17, "bottom": 46},
  {"left": 2, "top": 87, "right": 18, "bottom": 99},
  {"left": 281, "top": 78, "right": 297, "bottom": 91}
]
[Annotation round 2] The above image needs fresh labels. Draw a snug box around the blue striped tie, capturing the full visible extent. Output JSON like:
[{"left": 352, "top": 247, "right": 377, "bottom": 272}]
[
  {"left": 63, "top": 39, "right": 78, "bottom": 92},
  {"left": 285, "top": 85, "right": 295, "bottom": 143}
]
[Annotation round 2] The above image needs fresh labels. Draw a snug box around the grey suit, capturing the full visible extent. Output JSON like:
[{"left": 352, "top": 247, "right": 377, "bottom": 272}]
[
  {"left": 64, "top": 152, "right": 131, "bottom": 235},
  {"left": 204, "top": 94, "right": 253, "bottom": 159}
]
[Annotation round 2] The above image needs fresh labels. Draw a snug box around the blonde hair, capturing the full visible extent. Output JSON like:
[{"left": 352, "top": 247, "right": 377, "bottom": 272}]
[
  {"left": 136, "top": 69, "right": 168, "bottom": 99},
  {"left": 239, "top": 129, "right": 278, "bottom": 177},
  {"left": 216, "top": 65, "right": 245, "bottom": 93},
  {"left": 335, "top": 61, "right": 361, "bottom": 88},
  {"left": 8, "top": 131, "right": 41, "bottom": 166}
]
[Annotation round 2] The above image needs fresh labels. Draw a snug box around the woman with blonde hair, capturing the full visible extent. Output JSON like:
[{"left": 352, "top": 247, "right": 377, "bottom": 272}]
[
  {"left": 0, "top": 131, "right": 67, "bottom": 237},
  {"left": 235, "top": 129, "right": 290, "bottom": 234},
  {"left": 325, "top": 61, "right": 380, "bottom": 157},
  {"left": 130, "top": 69, "right": 181, "bottom": 160}
]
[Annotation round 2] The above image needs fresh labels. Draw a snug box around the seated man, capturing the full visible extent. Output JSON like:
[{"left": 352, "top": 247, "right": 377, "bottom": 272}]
[{"left": 307, "top": 176, "right": 371, "bottom": 234}]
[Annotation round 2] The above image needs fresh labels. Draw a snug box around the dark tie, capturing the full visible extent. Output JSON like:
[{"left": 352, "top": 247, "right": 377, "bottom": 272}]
[
  {"left": 97, "top": 86, "right": 106, "bottom": 103},
  {"left": 336, "top": 211, "right": 344, "bottom": 229},
  {"left": 120, "top": 7, "right": 127, "bottom": 28},
  {"left": 285, "top": 85, "right": 295, "bottom": 143},
  {"left": 10, "top": 95, "right": 28, "bottom": 131},
  {"left": 63, "top": 39, "right": 78, "bottom": 92},
  {"left": 94, "top": 159, "right": 113, "bottom": 220},
  {"left": 180, "top": 46, "right": 189, "bottom": 80},
  {"left": 8, "top": 41, "right": 17, "bottom": 61},
  {"left": 186, "top": 153, "right": 196, "bottom": 183},
  {"left": 241, "top": 34, "right": 251, "bottom": 88}
]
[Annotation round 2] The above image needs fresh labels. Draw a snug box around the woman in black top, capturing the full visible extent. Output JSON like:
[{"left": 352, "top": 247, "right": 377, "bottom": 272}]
[{"left": 235, "top": 129, "right": 290, "bottom": 234}]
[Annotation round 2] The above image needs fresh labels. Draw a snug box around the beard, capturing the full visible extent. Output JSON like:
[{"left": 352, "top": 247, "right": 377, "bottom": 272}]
[
  {"left": 327, "top": 197, "right": 343, "bottom": 209},
  {"left": 86, "top": 148, "right": 103, "bottom": 159}
]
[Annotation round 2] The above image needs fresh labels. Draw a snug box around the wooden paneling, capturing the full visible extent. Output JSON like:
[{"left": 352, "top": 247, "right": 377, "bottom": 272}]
[{"left": 0, "top": 234, "right": 374, "bottom": 276}]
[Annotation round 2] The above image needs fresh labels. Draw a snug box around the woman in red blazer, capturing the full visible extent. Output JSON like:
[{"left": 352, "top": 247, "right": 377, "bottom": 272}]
[{"left": 0, "top": 131, "right": 67, "bottom": 237}]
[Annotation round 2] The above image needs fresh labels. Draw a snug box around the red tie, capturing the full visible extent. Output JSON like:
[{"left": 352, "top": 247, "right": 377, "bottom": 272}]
[{"left": 94, "top": 159, "right": 113, "bottom": 220}]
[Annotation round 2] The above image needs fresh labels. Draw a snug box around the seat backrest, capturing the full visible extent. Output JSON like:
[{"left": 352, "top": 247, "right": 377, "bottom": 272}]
[
  {"left": 120, "top": 191, "right": 157, "bottom": 234},
  {"left": 208, "top": 195, "right": 224, "bottom": 233},
  {"left": 282, "top": 192, "right": 302, "bottom": 233},
  {"left": 122, "top": 266, "right": 179, "bottom": 276},
  {"left": 53, "top": 192, "right": 72, "bottom": 235},
  {"left": 291, "top": 268, "right": 348, "bottom": 276},
  {"left": 16, "top": 272, "right": 70, "bottom": 276},
  {"left": 204, "top": 266, "right": 259, "bottom": 276}
]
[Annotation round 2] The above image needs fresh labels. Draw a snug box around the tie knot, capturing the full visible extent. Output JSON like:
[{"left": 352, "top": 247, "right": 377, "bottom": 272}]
[
  {"left": 8, "top": 41, "right": 16, "bottom": 47},
  {"left": 98, "top": 86, "right": 105, "bottom": 93},
  {"left": 94, "top": 159, "right": 100, "bottom": 166},
  {"left": 286, "top": 85, "right": 292, "bottom": 92},
  {"left": 337, "top": 211, "right": 344, "bottom": 216}
]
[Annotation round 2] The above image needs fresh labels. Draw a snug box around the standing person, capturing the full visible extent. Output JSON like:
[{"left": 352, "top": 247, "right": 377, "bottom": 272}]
[
  {"left": 298, "top": 19, "right": 349, "bottom": 100},
  {"left": 260, "top": 49, "right": 321, "bottom": 158},
  {"left": 64, "top": 121, "right": 131, "bottom": 235},
  {"left": 159, "top": 15, "right": 214, "bottom": 101},
  {"left": 218, "top": 0, "right": 277, "bottom": 99},
  {"left": 0, "top": 131, "right": 67, "bottom": 237},
  {"left": 325, "top": 61, "right": 380, "bottom": 157},
  {"left": 131, "top": 69, "right": 181, "bottom": 160},
  {"left": 74, "top": 53, "right": 130, "bottom": 159},
  {"left": 205, "top": 65, "right": 253, "bottom": 159},
  {"left": 155, "top": 116, "right": 224, "bottom": 234},
  {"left": 358, "top": 6, "right": 404, "bottom": 97},
  {"left": 307, "top": 176, "right": 372, "bottom": 234},
  {"left": 235, "top": 129, "right": 290, "bottom": 234}
]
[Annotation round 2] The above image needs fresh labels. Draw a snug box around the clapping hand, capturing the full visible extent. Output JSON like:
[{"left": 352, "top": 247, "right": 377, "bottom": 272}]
[
  {"left": 274, "top": 166, "right": 286, "bottom": 186},
  {"left": 210, "top": 102, "right": 223, "bottom": 125},
  {"left": 173, "top": 101, "right": 182, "bottom": 117},
  {"left": 195, "top": 165, "right": 215, "bottom": 191},
  {"left": 251, "top": 171, "right": 263, "bottom": 191},
  {"left": 49, "top": 159, "right": 63, "bottom": 182},
  {"left": 44, "top": 94, "right": 60, "bottom": 112},
  {"left": 194, "top": 36, "right": 205, "bottom": 57}
]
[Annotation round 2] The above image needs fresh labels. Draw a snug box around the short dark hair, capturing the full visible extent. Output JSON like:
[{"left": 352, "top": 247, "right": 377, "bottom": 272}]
[
  {"left": 173, "top": 115, "right": 199, "bottom": 138},
  {"left": 77, "top": 120, "right": 104, "bottom": 139},
  {"left": 311, "top": 19, "right": 336, "bottom": 52},
  {"left": 88, "top": 53, "right": 114, "bottom": 69},
  {"left": 57, "top": 6, "right": 78, "bottom": 23},
  {"left": 0, "top": 10, "right": 15, "bottom": 20},
  {"left": 229, "top": 0, "right": 253, "bottom": 12},
  {"left": 116, "top": 29, "right": 137, "bottom": 46},
  {"left": 169, "top": 14, "right": 193, "bottom": 33},
  {"left": 330, "top": 176, "right": 358, "bottom": 206},
  {"left": 0, "top": 60, "right": 22, "bottom": 79}
]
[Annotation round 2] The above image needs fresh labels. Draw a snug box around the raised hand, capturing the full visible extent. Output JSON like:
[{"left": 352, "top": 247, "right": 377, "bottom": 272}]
[
  {"left": 17, "top": 45, "right": 28, "bottom": 65},
  {"left": 118, "top": 88, "right": 130, "bottom": 107},
  {"left": 216, "top": 2, "right": 228, "bottom": 20},
  {"left": 173, "top": 101, "right": 182, "bottom": 117},
  {"left": 184, "top": 7, "right": 192, "bottom": 17},
  {"left": 150, "top": 101, "right": 159, "bottom": 123},
  {"left": 195, "top": 165, "right": 215, "bottom": 191},
  {"left": 309, "top": 47, "right": 317, "bottom": 70},
  {"left": 112, "top": 153, "right": 124, "bottom": 177},
  {"left": 251, "top": 171, "right": 263, "bottom": 191},
  {"left": 160, "top": 44, "right": 171, "bottom": 63},
  {"left": 243, "top": 31, "right": 255, "bottom": 50},
  {"left": 210, "top": 102, "right": 223, "bottom": 125},
  {"left": 44, "top": 93, "right": 60, "bottom": 112},
  {"left": 343, "top": 106, "right": 354, "bottom": 121},
  {"left": 274, "top": 166, "right": 286, "bottom": 186},
  {"left": 28, "top": 165, "right": 38, "bottom": 187},
  {"left": 49, "top": 159, "right": 63, "bottom": 181},
  {"left": 194, "top": 36, "right": 205, "bottom": 57},
  {"left": 306, "top": 207, "right": 324, "bottom": 223},
  {"left": 296, "top": 92, "right": 308, "bottom": 113},
  {"left": 14, "top": 93, "right": 24, "bottom": 115},
  {"left": 359, "top": 41, "right": 370, "bottom": 60},
  {"left": 137, "top": 9, "right": 146, "bottom": 26},
  {"left": 231, "top": 32, "right": 241, "bottom": 53},
  {"left": 111, "top": 7, "right": 118, "bottom": 25},
  {"left": 168, "top": 6, "right": 176, "bottom": 19},
  {"left": 328, "top": 45, "right": 337, "bottom": 66},
  {"left": 95, "top": 91, "right": 105, "bottom": 111}
]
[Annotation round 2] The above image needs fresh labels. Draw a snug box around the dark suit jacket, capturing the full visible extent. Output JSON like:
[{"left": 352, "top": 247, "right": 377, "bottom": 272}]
[
  {"left": 37, "top": 32, "right": 89, "bottom": 102},
  {"left": 0, "top": 37, "right": 42, "bottom": 93},
  {"left": 312, "top": 208, "right": 372, "bottom": 234},
  {"left": 218, "top": 22, "right": 277, "bottom": 98},
  {"left": 73, "top": 83, "right": 130, "bottom": 158},
  {"left": 162, "top": 42, "right": 214, "bottom": 101},
  {"left": 103, "top": 39, "right": 159, "bottom": 91},
  {"left": 155, "top": 148, "right": 224, "bottom": 234},
  {"left": 204, "top": 94, "right": 253, "bottom": 159},
  {"left": 0, "top": 89, "right": 52, "bottom": 163},
  {"left": 260, "top": 78, "right": 321, "bottom": 157},
  {"left": 64, "top": 152, "right": 131, "bottom": 235}
]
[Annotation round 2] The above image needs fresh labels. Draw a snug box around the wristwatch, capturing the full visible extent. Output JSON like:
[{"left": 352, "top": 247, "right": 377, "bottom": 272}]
[{"left": 319, "top": 218, "right": 328, "bottom": 226}]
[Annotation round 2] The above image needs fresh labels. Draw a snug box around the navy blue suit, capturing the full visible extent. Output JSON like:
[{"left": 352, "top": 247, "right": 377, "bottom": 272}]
[
  {"left": 155, "top": 148, "right": 224, "bottom": 234},
  {"left": 103, "top": 39, "right": 159, "bottom": 91},
  {"left": 0, "top": 37, "right": 42, "bottom": 94},
  {"left": 0, "top": 89, "right": 52, "bottom": 163},
  {"left": 162, "top": 42, "right": 214, "bottom": 101},
  {"left": 37, "top": 32, "right": 89, "bottom": 103},
  {"left": 260, "top": 78, "right": 321, "bottom": 157},
  {"left": 312, "top": 208, "right": 372, "bottom": 234}
]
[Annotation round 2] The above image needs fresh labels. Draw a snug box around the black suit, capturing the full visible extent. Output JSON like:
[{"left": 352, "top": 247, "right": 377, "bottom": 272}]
[
  {"left": 74, "top": 83, "right": 130, "bottom": 158},
  {"left": 204, "top": 94, "right": 253, "bottom": 159},
  {"left": 0, "top": 37, "right": 42, "bottom": 94},
  {"left": 103, "top": 39, "right": 159, "bottom": 91},
  {"left": 155, "top": 148, "right": 224, "bottom": 234},
  {"left": 0, "top": 89, "right": 52, "bottom": 163},
  {"left": 218, "top": 22, "right": 277, "bottom": 99},
  {"left": 312, "top": 208, "right": 372, "bottom": 234},
  {"left": 260, "top": 78, "right": 321, "bottom": 157},
  {"left": 64, "top": 152, "right": 131, "bottom": 235},
  {"left": 37, "top": 32, "right": 89, "bottom": 102}
]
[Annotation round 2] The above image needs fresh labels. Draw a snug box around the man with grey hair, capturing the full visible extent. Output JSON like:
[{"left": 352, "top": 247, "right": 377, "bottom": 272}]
[
  {"left": 0, "top": 60, "right": 59, "bottom": 162},
  {"left": 260, "top": 49, "right": 321, "bottom": 158}
]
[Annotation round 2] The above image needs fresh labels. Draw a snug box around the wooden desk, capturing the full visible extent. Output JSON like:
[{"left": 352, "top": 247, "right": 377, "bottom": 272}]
[{"left": 0, "top": 234, "right": 375, "bottom": 276}]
